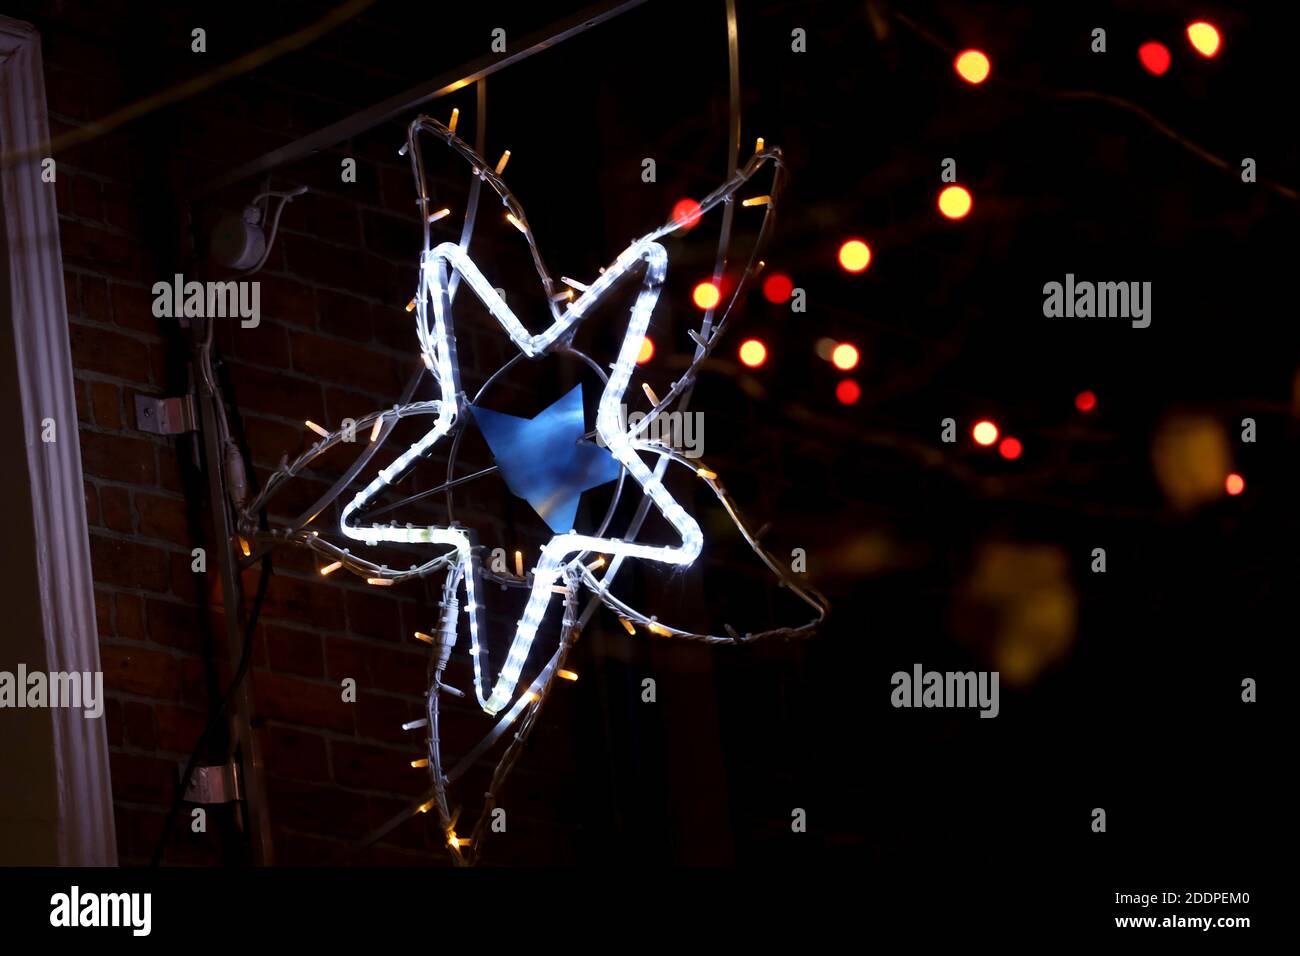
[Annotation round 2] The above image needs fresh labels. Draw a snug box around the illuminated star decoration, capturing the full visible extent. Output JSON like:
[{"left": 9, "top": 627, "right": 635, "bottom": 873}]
[
  {"left": 331, "top": 114, "right": 816, "bottom": 725},
  {"left": 470, "top": 384, "right": 622, "bottom": 534},
  {"left": 230, "top": 111, "right": 827, "bottom": 864},
  {"left": 339, "top": 210, "right": 699, "bottom": 716}
]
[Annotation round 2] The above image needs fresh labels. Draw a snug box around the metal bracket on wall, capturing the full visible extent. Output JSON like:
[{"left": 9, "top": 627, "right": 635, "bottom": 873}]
[
  {"left": 135, "top": 394, "right": 198, "bottom": 434},
  {"left": 182, "top": 763, "right": 242, "bottom": 804}
]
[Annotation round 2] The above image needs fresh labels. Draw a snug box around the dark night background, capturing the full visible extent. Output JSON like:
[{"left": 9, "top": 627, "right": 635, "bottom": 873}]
[{"left": 3, "top": 0, "right": 1291, "bottom": 917}]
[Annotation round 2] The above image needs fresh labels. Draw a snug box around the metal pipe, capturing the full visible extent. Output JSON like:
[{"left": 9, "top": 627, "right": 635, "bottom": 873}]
[{"left": 193, "top": 341, "right": 275, "bottom": 865}]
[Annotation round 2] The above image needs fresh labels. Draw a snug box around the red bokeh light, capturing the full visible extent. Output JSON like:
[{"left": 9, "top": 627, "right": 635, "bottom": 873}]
[
  {"left": 671, "top": 198, "right": 702, "bottom": 231},
  {"left": 998, "top": 437, "right": 1023, "bottom": 460},
  {"left": 1075, "top": 390, "right": 1097, "bottom": 413},
  {"left": 835, "top": 380, "right": 861, "bottom": 405},
  {"left": 762, "top": 272, "right": 794, "bottom": 304},
  {"left": 1138, "top": 41, "right": 1171, "bottom": 76}
]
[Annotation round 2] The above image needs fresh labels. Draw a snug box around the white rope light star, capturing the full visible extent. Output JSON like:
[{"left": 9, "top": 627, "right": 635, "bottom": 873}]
[
  {"left": 343, "top": 225, "right": 703, "bottom": 714},
  {"left": 237, "top": 112, "right": 827, "bottom": 863}
]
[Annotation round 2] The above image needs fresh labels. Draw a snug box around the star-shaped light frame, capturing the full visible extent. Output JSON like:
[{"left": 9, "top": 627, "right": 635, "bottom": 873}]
[
  {"left": 304, "top": 106, "right": 820, "bottom": 717},
  {"left": 340, "top": 198, "right": 704, "bottom": 713},
  {"left": 239, "top": 114, "right": 824, "bottom": 711},
  {"left": 316, "top": 111, "right": 828, "bottom": 719},
  {"left": 234, "top": 112, "right": 828, "bottom": 861}
]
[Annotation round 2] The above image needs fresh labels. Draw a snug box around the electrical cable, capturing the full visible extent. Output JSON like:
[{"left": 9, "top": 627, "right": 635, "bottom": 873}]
[{"left": 236, "top": 185, "right": 308, "bottom": 276}]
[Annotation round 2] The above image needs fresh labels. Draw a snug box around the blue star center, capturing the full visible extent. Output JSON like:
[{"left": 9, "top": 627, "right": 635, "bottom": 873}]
[{"left": 469, "top": 383, "right": 622, "bottom": 534}]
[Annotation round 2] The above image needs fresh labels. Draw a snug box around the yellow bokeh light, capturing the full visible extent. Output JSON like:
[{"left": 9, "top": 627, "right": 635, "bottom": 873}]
[
  {"left": 972, "top": 420, "right": 999, "bottom": 446},
  {"left": 954, "top": 49, "right": 991, "bottom": 84},
  {"left": 739, "top": 339, "right": 768, "bottom": 368},
  {"left": 692, "top": 281, "right": 721, "bottom": 310},
  {"left": 938, "top": 185, "right": 973, "bottom": 220},
  {"left": 831, "top": 343, "right": 860, "bottom": 371},
  {"left": 1186, "top": 21, "right": 1221, "bottom": 58},
  {"left": 838, "top": 239, "right": 872, "bottom": 273}
]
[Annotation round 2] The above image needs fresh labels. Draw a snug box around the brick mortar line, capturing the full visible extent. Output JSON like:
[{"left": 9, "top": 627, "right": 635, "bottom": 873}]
[
  {"left": 88, "top": 527, "right": 195, "bottom": 555},
  {"left": 84, "top": 478, "right": 186, "bottom": 502}
]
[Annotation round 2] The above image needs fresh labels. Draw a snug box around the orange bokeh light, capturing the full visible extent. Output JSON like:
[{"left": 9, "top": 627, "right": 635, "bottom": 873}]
[
  {"left": 738, "top": 339, "right": 768, "bottom": 368},
  {"left": 972, "top": 420, "right": 999, "bottom": 446},
  {"left": 838, "top": 239, "right": 872, "bottom": 273},
  {"left": 692, "top": 281, "right": 721, "bottom": 310},
  {"left": 938, "top": 185, "right": 973, "bottom": 220},
  {"left": 831, "top": 343, "right": 860, "bottom": 371},
  {"left": 954, "top": 49, "right": 991, "bottom": 84},
  {"left": 1225, "top": 473, "right": 1245, "bottom": 496},
  {"left": 636, "top": 337, "right": 654, "bottom": 364}
]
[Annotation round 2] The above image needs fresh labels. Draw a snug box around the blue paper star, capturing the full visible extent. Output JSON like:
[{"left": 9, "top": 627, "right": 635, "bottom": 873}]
[{"left": 470, "top": 384, "right": 621, "bottom": 534}]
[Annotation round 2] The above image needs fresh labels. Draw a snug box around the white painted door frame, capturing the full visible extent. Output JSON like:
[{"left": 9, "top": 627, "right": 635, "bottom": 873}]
[{"left": 0, "top": 15, "right": 117, "bottom": 865}]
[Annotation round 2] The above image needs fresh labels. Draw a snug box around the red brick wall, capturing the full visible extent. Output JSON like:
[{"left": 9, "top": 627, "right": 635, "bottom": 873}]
[{"left": 35, "top": 0, "right": 582, "bottom": 865}]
